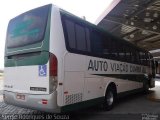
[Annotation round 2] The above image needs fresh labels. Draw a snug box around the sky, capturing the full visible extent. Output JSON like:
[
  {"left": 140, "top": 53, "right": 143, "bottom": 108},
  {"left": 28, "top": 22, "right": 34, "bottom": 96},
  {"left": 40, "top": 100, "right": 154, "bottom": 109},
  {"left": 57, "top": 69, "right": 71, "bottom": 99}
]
[{"left": 0, "top": 0, "right": 114, "bottom": 69}]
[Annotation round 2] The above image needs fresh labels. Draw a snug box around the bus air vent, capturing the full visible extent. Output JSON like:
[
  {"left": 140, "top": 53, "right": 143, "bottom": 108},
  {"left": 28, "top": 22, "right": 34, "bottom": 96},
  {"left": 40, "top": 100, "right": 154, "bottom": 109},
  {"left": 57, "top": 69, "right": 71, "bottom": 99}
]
[{"left": 65, "top": 93, "right": 82, "bottom": 105}]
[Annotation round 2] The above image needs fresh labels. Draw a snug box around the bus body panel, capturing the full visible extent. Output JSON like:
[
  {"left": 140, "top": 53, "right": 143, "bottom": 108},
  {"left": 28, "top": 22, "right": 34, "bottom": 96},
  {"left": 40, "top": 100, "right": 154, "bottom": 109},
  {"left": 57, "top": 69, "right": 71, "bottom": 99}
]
[
  {"left": 49, "top": 6, "right": 67, "bottom": 107},
  {"left": 63, "top": 53, "right": 144, "bottom": 105},
  {"left": 64, "top": 53, "right": 85, "bottom": 105},
  {"left": 84, "top": 77, "right": 104, "bottom": 101},
  {"left": 4, "top": 62, "right": 50, "bottom": 94}
]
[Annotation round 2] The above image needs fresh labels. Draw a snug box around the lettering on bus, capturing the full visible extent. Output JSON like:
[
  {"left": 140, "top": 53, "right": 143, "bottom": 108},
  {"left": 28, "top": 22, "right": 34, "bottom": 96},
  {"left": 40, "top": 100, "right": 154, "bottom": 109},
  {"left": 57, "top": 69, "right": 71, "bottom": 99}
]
[
  {"left": 110, "top": 63, "right": 128, "bottom": 73},
  {"left": 130, "top": 65, "right": 141, "bottom": 73},
  {"left": 141, "top": 67, "right": 146, "bottom": 73},
  {"left": 87, "top": 59, "right": 147, "bottom": 74},
  {"left": 88, "top": 59, "right": 108, "bottom": 71}
]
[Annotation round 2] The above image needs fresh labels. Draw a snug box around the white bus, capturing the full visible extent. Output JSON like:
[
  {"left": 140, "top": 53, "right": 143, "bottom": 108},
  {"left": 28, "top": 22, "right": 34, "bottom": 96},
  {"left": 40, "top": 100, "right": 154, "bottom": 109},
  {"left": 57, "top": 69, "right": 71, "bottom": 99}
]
[{"left": 4, "top": 4, "right": 155, "bottom": 113}]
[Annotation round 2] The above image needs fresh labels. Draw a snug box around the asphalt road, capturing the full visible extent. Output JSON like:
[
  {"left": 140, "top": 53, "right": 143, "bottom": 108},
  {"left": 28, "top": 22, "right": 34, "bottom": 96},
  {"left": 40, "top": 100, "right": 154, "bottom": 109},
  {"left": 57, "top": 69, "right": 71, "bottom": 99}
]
[{"left": 1, "top": 80, "right": 160, "bottom": 120}]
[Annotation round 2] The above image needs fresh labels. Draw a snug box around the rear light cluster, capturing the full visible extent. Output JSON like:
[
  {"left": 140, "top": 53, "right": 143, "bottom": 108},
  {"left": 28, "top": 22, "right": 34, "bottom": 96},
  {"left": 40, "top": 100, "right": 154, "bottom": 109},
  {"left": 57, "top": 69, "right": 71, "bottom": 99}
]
[
  {"left": 3, "top": 94, "right": 5, "bottom": 99},
  {"left": 49, "top": 53, "right": 58, "bottom": 93},
  {"left": 49, "top": 53, "right": 57, "bottom": 76}
]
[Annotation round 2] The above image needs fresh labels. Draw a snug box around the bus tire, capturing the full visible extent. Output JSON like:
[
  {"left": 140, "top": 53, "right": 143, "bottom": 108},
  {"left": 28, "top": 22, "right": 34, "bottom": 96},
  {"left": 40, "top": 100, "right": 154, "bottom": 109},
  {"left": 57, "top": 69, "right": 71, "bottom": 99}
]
[{"left": 103, "top": 85, "right": 116, "bottom": 111}]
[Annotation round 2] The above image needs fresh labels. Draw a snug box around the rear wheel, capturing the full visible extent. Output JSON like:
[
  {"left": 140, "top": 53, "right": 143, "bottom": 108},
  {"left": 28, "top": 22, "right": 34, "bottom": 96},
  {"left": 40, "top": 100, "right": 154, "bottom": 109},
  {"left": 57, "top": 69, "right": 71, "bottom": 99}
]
[{"left": 103, "top": 86, "right": 116, "bottom": 111}]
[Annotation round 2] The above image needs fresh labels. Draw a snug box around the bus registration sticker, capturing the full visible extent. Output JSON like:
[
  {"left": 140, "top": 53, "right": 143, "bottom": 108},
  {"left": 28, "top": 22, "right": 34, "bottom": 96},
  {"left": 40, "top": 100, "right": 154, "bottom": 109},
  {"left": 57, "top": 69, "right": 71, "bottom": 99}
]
[{"left": 39, "top": 65, "right": 47, "bottom": 77}]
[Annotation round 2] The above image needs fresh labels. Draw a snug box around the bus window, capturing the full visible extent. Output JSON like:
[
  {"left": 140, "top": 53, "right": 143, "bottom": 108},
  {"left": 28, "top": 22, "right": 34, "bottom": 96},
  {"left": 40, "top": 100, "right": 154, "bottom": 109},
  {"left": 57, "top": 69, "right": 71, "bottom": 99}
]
[
  {"left": 7, "top": 5, "right": 50, "bottom": 48},
  {"left": 62, "top": 17, "right": 90, "bottom": 53},
  {"left": 65, "top": 19, "right": 76, "bottom": 49},
  {"left": 140, "top": 52, "right": 143, "bottom": 65},
  {"left": 125, "top": 46, "right": 131, "bottom": 62},
  {"left": 135, "top": 50, "right": 140, "bottom": 64},
  {"left": 90, "top": 30, "right": 103, "bottom": 55},
  {"left": 110, "top": 39, "right": 118, "bottom": 59},
  {"left": 118, "top": 44, "right": 126, "bottom": 61},
  {"left": 144, "top": 52, "right": 148, "bottom": 65},
  {"left": 75, "top": 24, "right": 86, "bottom": 51},
  {"left": 103, "top": 36, "right": 112, "bottom": 58},
  {"left": 85, "top": 28, "right": 91, "bottom": 52}
]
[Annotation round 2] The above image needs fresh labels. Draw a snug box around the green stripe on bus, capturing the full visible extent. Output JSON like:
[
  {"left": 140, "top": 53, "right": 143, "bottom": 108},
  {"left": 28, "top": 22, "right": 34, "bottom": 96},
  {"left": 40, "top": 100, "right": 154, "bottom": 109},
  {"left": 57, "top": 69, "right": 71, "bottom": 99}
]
[
  {"left": 93, "top": 74, "right": 147, "bottom": 83},
  {"left": 5, "top": 51, "right": 49, "bottom": 67}
]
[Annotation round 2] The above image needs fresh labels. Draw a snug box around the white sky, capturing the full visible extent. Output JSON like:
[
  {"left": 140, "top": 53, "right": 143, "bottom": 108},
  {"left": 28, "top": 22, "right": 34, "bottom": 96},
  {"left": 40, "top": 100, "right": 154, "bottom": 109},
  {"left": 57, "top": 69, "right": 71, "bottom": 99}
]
[{"left": 0, "top": 0, "right": 114, "bottom": 69}]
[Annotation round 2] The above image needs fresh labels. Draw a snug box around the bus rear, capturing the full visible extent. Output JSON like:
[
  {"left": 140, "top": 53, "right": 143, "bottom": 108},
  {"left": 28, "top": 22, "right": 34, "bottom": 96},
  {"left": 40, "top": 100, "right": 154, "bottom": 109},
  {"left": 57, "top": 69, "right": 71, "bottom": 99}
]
[{"left": 4, "top": 4, "right": 60, "bottom": 112}]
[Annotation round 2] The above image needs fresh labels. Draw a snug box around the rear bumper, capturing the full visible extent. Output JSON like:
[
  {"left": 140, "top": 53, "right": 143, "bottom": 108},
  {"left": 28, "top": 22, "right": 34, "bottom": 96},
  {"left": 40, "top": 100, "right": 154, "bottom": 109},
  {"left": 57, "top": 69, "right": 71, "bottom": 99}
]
[{"left": 3, "top": 90, "right": 60, "bottom": 113}]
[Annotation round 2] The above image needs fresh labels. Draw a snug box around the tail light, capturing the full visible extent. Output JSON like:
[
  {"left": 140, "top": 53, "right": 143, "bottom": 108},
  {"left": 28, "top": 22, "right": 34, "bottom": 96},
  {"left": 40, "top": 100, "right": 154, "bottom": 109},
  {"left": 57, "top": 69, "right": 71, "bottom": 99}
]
[
  {"left": 49, "top": 53, "right": 57, "bottom": 76},
  {"left": 49, "top": 53, "right": 58, "bottom": 93},
  {"left": 3, "top": 94, "right": 5, "bottom": 99}
]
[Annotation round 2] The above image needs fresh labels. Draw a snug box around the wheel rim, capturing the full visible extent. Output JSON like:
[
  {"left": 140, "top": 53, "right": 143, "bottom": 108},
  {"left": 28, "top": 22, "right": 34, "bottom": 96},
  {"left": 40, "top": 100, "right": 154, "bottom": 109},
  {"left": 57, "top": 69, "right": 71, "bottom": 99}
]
[{"left": 106, "top": 91, "right": 114, "bottom": 106}]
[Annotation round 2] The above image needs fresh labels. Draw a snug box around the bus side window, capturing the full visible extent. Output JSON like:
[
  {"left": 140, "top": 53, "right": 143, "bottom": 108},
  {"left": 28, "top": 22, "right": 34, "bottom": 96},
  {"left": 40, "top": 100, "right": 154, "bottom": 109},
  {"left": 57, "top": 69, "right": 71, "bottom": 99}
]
[
  {"left": 103, "top": 36, "right": 111, "bottom": 58},
  {"left": 75, "top": 24, "right": 86, "bottom": 51},
  {"left": 130, "top": 49, "right": 133, "bottom": 63},
  {"left": 64, "top": 19, "right": 76, "bottom": 49},
  {"left": 138, "top": 51, "right": 141, "bottom": 64},
  {"left": 141, "top": 52, "right": 147, "bottom": 65},
  {"left": 135, "top": 50, "right": 140, "bottom": 64},
  {"left": 146, "top": 53, "right": 149, "bottom": 66},
  {"left": 85, "top": 28, "right": 91, "bottom": 52},
  {"left": 143, "top": 52, "right": 147, "bottom": 65},
  {"left": 140, "top": 52, "right": 143, "bottom": 65},
  {"left": 118, "top": 43, "right": 126, "bottom": 62},
  {"left": 109, "top": 39, "right": 118, "bottom": 59},
  {"left": 125, "top": 47, "right": 131, "bottom": 62},
  {"left": 90, "top": 30, "right": 103, "bottom": 55},
  {"left": 63, "top": 17, "right": 90, "bottom": 53},
  {"left": 145, "top": 52, "right": 149, "bottom": 66}
]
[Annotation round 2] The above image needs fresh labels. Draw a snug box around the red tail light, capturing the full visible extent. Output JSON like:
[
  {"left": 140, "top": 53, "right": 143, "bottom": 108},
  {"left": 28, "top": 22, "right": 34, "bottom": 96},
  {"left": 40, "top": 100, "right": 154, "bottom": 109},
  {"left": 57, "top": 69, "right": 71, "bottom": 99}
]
[{"left": 49, "top": 54, "right": 57, "bottom": 76}]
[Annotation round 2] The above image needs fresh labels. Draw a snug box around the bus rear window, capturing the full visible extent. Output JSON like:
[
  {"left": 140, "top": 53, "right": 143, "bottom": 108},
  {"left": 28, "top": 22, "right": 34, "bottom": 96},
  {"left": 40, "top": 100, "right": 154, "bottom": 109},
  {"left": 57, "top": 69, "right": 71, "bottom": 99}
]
[{"left": 6, "top": 5, "right": 51, "bottom": 48}]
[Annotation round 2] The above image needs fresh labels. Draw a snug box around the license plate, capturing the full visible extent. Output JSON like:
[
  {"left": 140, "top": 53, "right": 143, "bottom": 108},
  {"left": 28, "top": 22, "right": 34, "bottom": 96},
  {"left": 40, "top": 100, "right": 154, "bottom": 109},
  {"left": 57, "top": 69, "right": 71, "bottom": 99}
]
[{"left": 16, "top": 94, "right": 25, "bottom": 100}]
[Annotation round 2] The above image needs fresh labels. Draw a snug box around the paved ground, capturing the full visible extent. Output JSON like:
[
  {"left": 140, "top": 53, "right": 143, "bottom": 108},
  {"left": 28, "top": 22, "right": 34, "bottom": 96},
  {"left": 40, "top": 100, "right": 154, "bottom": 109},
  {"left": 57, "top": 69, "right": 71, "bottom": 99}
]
[{"left": 1, "top": 80, "right": 160, "bottom": 120}]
